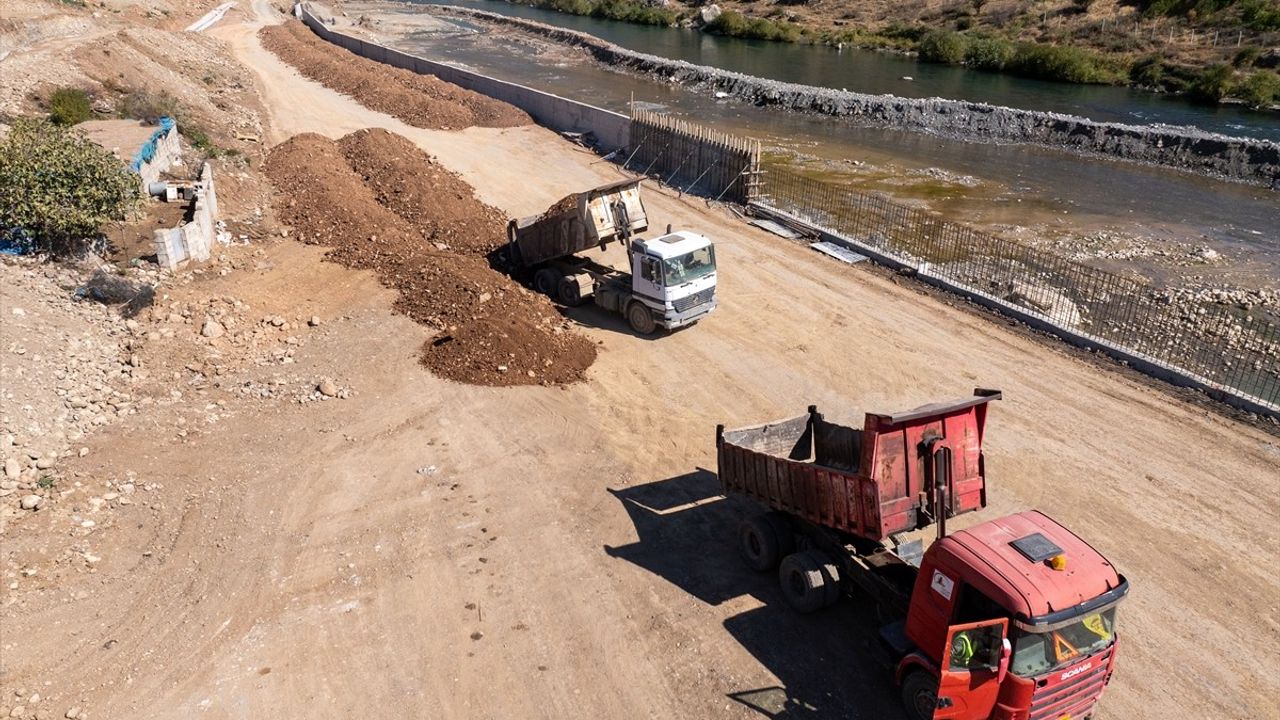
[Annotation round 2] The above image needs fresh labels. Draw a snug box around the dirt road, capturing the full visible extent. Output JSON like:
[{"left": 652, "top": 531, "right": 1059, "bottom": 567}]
[{"left": 2, "top": 4, "right": 1277, "bottom": 719}]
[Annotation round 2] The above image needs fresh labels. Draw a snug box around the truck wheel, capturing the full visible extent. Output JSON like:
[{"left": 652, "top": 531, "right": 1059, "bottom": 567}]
[
  {"left": 763, "top": 512, "right": 795, "bottom": 558},
  {"left": 534, "top": 269, "right": 559, "bottom": 298},
  {"left": 559, "top": 276, "right": 585, "bottom": 307},
  {"left": 778, "top": 550, "right": 833, "bottom": 614},
  {"left": 627, "top": 302, "right": 656, "bottom": 335},
  {"left": 739, "top": 515, "right": 783, "bottom": 572},
  {"left": 900, "top": 671, "right": 939, "bottom": 720}
]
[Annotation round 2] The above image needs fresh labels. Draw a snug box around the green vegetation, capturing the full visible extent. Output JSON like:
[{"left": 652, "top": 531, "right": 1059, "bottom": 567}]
[
  {"left": 1189, "top": 63, "right": 1234, "bottom": 103},
  {"left": 919, "top": 29, "right": 969, "bottom": 64},
  {"left": 1134, "top": 0, "right": 1280, "bottom": 30},
  {"left": 0, "top": 119, "right": 141, "bottom": 255},
  {"left": 705, "top": 10, "right": 803, "bottom": 42},
  {"left": 914, "top": 30, "right": 1123, "bottom": 84},
  {"left": 1234, "top": 70, "right": 1280, "bottom": 108},
  {"left": 47, "top": 87, "right": 92, "bottom": 126},
  {"left": 965, "top": 36, "right": 1016, "bottom": 71},
  {"left": 521, "top": 0, "right": 677, "bottom": 26}
]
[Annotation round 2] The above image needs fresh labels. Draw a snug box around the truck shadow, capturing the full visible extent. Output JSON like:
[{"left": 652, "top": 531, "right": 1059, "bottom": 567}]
[{"left": 603, "top": 470, "right": 907, "bottom": 720}]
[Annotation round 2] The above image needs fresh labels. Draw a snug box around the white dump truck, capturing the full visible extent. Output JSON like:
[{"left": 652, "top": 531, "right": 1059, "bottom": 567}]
[{"left": 505, "top": 179, "right": 717, "bottom": 335}]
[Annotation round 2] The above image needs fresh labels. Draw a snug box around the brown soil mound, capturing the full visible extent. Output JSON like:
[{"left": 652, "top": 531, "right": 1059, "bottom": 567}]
[
  {"left": 338, "top": 129, "right": 508, "bottom": 256},
  {"left": 260, "top": 21, "right": 529, "bottom": 131},
  {"left": 264, "top": 131, "right": 595, "bottom": 386}
]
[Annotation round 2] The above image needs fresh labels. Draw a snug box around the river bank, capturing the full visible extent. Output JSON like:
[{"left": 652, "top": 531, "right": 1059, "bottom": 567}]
[{"left": 428, "top": 4, "right": 1280, "bottom": 188}]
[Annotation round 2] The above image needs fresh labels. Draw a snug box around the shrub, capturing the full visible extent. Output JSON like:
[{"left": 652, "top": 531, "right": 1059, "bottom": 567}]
[
  {"left": 1233, "top": 46, "right": 1262, "bottom": 68},
  {"left": 965, "top": 36, "right": 1015, "bottom": 71},
  {"left": 1007, "top": 42, "right": 1120, "bottom": 84},
  {"left": 1189, "top": 63, "right": 1234, "bottom": 104},
  {"left": 1130, "top": 54, "right": 1165, "bottom": 87},
  {"left": 1234, "top": 70, "right": 1280, "bottom": 108},
  {"left": 705, "top": 11, "right": 801, "bottom": 42},
  {"left": 120, "top": 89, "right": 180, "bottom": 124},
  {"left": 1241, "top": 0, "right": 1280, "bottom": 31},
  {"left": 48, "top": 87, "right": 92, "bottom": 126},
  {"left": 0, "top": 119, "right": 141, "bottom": 255},
  {"left": 918, "top": 29, "right": 969, "bottom": 64}
]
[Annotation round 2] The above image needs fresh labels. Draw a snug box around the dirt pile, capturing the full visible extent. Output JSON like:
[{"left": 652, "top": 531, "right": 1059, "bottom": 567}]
[
  {"left": 338, "top": 128, "right": 509, "bottom": 255},
  {"left": 264, "top": 130, "right": 596, "bottom": 386},
  {"left": 259, "top": 20, "right": 529, "bottom": 132}
]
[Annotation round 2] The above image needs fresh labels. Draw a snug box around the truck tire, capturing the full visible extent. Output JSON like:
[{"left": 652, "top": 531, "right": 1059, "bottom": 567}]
[
  {"left": 763, "top": 512, "right": 795, "bottom": 559},
  {"left": 739, "top": 515, "right": 783, "bottom": 572},
  {"left": 900, "top": 671, "right": 939, "bottom": 720},
  {"left": 778, "top": 550, "right": 834, "bottom": 614},
  {"left": 627, "top": 301, "right": 656, "bottom": 335},
  {"left": 534, "top": 269, "right": 559, "bottom": 298},
  {"left": 559, "top": 276, "right": 585, "bottom": 307}
]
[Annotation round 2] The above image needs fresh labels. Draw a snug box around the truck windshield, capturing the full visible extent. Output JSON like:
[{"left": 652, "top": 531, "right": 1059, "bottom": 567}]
[
  {"left": 663, "top": 246, "right": 716, "bottom": 285},
  {"left": 1010, "top": 607, "right": 1117, "bottom": 677}
]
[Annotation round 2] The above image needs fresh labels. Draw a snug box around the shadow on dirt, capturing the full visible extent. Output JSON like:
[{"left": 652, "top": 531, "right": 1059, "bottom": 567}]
[{"left": 604, "top": 469, "right": 908, "bottom": 720}]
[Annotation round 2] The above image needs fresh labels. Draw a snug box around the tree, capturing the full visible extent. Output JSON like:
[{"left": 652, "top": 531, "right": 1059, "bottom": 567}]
[{"left": 0, "top": 118, "right": 141, "bottom": 255}]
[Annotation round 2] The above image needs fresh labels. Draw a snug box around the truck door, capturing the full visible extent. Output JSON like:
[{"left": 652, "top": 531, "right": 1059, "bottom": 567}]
[
  {"left": 633, "top": 254, "right": 664, "bottom": 301},
  {"left": 935, "top": 618, "right": 1008, "bottom": 719}
]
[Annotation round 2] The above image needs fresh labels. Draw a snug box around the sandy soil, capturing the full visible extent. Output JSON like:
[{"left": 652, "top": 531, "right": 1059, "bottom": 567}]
[{"left": 1, "top": 3, "right": 1278, "bottom": 720}]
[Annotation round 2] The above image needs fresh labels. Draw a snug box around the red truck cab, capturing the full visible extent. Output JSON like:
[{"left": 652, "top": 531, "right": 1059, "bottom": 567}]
[{"left": 895, "top": 511, "right": 1129, "bottom": 720}]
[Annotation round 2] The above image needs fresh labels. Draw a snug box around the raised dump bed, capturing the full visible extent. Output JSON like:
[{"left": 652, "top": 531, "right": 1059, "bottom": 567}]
[{"left": 716, "top": 389, "right": 1000, "bottom": 543}]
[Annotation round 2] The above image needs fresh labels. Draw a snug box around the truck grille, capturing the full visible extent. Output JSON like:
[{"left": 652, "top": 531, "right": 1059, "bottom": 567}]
[
  {"left": 1028, "top": 647, "right": 1114, "bottom": 720},
  {"left": 673, "top": 288, "right": 714, "bottom": 313}
]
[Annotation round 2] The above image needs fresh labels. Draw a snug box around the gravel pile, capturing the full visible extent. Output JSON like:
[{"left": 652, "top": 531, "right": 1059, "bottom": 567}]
[
  {"left": 264, "top": 130, "right": 596, "bottom": 386},
  {"left": 260, "top": 20, "right": 529, "bottom": 132}
]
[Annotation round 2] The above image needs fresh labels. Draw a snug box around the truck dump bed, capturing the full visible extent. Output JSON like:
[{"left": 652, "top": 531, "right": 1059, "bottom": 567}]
[
  {"left": 717, "top": 390, "right": 1000, "bottom": 543},
  {"left": 507, "top": 179, "right": 647, "bottom": 267}
]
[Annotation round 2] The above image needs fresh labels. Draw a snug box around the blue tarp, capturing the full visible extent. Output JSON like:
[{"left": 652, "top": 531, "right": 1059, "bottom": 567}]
[{"left": 129, "top": 116, "right": 176, "bottom": 172}]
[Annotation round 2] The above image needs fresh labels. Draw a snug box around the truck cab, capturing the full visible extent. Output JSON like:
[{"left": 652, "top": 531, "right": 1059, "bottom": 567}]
[
  {"left": 894, "top": 511, "right": 1129, "bottom": 720},
  {"left": 628, "top": 232, "right": 718, "bottom": 332}
]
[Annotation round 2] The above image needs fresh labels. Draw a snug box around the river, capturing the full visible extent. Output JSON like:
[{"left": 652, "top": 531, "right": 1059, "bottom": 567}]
[
  {"left": 422, "top": 0, "right": 1280, "bottom": 143},
  {"left": 354, "top": 0, "right": 1279, "bottom": 283}
]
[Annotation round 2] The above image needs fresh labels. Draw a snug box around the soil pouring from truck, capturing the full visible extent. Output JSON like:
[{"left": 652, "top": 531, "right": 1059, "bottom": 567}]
[
  {"left": 717, "top": 390, "right": 1129, "bottom": 720},
  {"left": 506, "top": 179, "right": 716, "bottom": 335}
]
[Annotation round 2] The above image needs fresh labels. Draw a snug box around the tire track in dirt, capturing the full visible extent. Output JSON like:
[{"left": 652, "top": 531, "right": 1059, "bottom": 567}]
[{"left": 264, "top": 129, "right": 596, "bottom": 386}]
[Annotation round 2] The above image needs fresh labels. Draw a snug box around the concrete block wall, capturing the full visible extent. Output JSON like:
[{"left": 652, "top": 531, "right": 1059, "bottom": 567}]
[
  {"left": 136, "top": 126, "right": 181, "bottom": 194},
  {"left": 154, "top": 162, "right": 220, "bottom": 271},
  {"left": 298, "top": 4, "right": 630, "bottom": 152}
]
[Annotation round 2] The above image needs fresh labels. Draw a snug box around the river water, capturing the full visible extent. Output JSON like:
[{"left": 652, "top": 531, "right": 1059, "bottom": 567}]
[
  {"left": 374, "top": 0, "right": 1278, "bottom": 280},
  {"left": 423, "top": 0, "right": 1280, "bottom": 142}
]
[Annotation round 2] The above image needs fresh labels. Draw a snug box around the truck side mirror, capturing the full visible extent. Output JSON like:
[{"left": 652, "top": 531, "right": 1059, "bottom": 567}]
[{"left": 997, "top": 638, "right": 1012, "bottom": 685}]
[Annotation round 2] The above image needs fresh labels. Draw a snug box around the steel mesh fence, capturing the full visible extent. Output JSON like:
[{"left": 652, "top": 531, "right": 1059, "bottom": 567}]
[
  {"left": 626, "top": 109, "right": 761, "bottom": 204},
  {"left": 763, "top": 168, "right": 1280, "bottom": 412}
]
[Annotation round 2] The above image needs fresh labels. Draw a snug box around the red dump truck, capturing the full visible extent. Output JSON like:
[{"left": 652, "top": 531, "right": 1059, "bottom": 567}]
[{"left": 717, "top": 390, "right": 1129, "bottom": 720}]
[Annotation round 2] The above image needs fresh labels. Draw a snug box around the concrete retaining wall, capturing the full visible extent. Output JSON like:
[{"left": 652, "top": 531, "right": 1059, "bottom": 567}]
[
  {"left": 154, "top": 162, "right": 220, "bottom": 271},
  {"left": 440, "top": 6, "right": 1280, "bottom": 188},
  {"left": 298, "top": 4, "right": 631, "bottom": 152}
]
